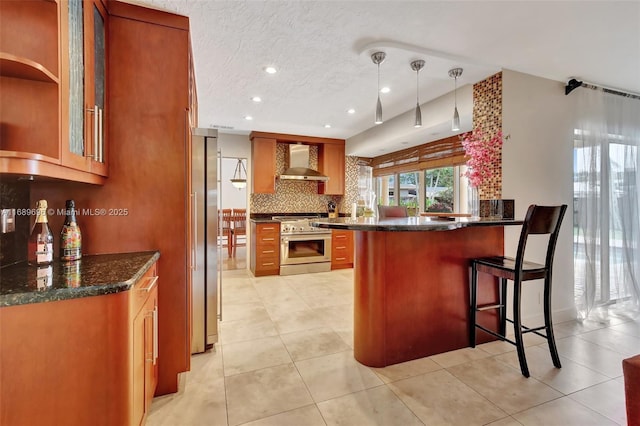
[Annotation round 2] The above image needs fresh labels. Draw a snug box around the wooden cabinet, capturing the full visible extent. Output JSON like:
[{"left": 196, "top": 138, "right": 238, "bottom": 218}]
[
  {"left": 0, "top": 0, "right": 107, "bottom": 184},
  {"left": 251, "top": 222, "right": 280, "bottom": 276},
  {"left": 318, "top": 143, "right": 346, "bottom": 195},
  {"left": 251, "top": 137, "right": 277, "bottom": 194},
  {"left": 0, "top": 260, "right": 158, "bottom": 426},
  {"left": 131, "top": 264, "right": 159, "bottom": 426},
  {"left": 62, "top": 0, "right": 109, "bottom": 176},
  {"left": 331, "top": 229, "right": 354, "bottom": 269}
]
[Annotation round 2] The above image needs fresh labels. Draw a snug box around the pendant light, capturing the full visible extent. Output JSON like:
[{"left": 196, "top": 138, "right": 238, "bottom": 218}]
[
  {"left": 371, "top": 52, "right": 386, "bottom": 124},
  {"left": 230, "top": 159, "right": 247, "bottom": 189},
  {"left": 410, "top": 60, "right": 425, "bottom": 128},
  {"left": 448, "top": 67, "right": 463, "bottom": 131}
]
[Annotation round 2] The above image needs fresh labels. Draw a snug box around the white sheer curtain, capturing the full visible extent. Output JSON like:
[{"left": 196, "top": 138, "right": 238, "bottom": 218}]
[{"left": 573, "top": 88, "right": 640, "bottom": 322}]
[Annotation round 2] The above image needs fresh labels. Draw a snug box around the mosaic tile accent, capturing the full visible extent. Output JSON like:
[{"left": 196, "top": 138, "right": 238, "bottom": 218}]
[
  {"left": 472, "top": 72, "right": 503, "bottom": 199},
  {"left": 250, "top": 144, "right": 359, "bottom": 215}
]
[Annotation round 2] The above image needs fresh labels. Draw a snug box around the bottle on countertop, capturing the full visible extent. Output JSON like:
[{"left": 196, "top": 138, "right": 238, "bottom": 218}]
[
  {"left": 60, "top": 199, "right": 82, "bottom": 262},
  {"left": 28, "top": 199, "right": 54, "bottom": 266}
]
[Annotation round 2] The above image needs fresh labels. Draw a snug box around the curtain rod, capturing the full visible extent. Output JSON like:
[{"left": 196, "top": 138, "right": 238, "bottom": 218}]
[{"left": 565, "top": 78, "right": 640, "bottom": 100}]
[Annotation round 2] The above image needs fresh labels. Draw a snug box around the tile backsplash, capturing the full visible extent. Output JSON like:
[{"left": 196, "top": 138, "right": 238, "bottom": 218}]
[
  {"left": 250, "top": 143, "right": 359, "bottom": 214},
  {"left": 0, "top": 181, "right": 31, "bottom": 267}
]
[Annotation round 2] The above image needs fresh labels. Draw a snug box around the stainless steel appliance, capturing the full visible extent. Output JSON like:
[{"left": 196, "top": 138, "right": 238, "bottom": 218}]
[
  {"left": 274, "top": 216, "right": 332, "bottom": 275},
  {"left": 191, "top": 128, "right": 220, "bottom": 354}
]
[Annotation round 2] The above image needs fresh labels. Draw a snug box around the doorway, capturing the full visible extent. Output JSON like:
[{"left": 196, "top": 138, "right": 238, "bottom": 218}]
[{"left": 220, "top": 157, "right": 247, "bottom": 270}]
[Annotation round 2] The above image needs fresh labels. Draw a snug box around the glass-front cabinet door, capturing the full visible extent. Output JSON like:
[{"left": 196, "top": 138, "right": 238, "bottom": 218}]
[{"left": 63, "top": 0, "right": 108, "bottom": 176}]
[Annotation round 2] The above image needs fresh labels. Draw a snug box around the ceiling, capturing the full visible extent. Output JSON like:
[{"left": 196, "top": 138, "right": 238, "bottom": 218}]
[{"left": 140, "top": 0, "right": 639, "bottom": 157}]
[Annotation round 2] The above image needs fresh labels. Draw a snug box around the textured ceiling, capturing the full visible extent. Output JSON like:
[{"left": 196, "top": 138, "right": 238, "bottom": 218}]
[{"left": 140, "top": 0, "right": 640, "bottom": 157}]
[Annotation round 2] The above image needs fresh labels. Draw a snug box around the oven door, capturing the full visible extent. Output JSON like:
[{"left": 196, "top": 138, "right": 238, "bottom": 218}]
[{"left": 280, "top": 233, "right": 332, "bottom": 266}]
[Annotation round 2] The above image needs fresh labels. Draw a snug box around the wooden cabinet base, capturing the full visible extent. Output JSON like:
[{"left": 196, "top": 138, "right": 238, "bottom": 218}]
[{"left": 353, "top": 227, "right": 503, "bottom": 367}]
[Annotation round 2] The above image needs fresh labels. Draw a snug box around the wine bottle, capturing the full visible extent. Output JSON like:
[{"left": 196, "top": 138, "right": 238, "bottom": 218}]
[
  {"left": 60, "top": 199, "right": 82, "bottom": 261},
  {"left": 28, "top": 200, "right": 54, "bottom": 266}
]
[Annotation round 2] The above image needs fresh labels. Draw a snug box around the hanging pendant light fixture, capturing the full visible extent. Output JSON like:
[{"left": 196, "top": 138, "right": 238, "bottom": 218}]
[
  {"left": 410, "top": 60, "right": 425, "bottom": 128},
  {"left": 448, "top": 67, "right": 463, "bottom": 131},
  {"left": 371, "top": 52, "right": 386, "bottom": 124},
  {"left": 230, "top": 158, "right": 247, "bottom": 189}
]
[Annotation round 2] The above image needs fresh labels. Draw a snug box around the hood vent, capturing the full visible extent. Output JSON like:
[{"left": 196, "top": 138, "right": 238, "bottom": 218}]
[{"left": 279, "top": 144, "right": 329, "bottom": 181}]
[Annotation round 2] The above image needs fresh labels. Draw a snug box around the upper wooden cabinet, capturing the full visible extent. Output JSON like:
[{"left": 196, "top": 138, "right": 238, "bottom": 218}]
[
  {"left": 0, "top": 0, "right": 107, "bottom": 184},
  {"left": 318, "top": 143, "right": 345, "bottom": 195},
  {"left": 249, "top": 131, "right": 346, "bottom": 195},
  {"left": 251, "top": 136, "right": 277, "bottom": 194}
]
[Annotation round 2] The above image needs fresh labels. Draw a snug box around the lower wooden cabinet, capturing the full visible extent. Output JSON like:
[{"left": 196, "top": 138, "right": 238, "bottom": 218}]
[
  {"left": 131, "top": 265, "right": 159, "bottom": 425},
  {"left": 331, "top": 230, "right": 354, "bottom": 269},
  {"left": 0, "top": 261, "right": 159, "bottom": 426},
  {"left": 250, "top": 222, "right": 280, "bottom": 276}
]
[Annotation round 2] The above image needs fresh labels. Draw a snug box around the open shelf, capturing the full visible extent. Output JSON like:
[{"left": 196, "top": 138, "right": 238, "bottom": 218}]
[{"left": 0, "top": 53, "right": 58, "bottom": 83}]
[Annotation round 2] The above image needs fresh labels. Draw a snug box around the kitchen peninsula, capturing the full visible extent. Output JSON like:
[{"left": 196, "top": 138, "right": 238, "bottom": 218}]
[{"left": 310, "top": 216, "right": 522, "bottom": 367}]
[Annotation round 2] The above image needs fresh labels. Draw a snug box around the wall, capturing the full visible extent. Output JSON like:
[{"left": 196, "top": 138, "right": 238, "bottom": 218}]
[
  {"left": 218, "top": 133, "right": 251, "bottom": 210},
  {"left": 502, "top": 69, "right": 575, "bottom": 323}
]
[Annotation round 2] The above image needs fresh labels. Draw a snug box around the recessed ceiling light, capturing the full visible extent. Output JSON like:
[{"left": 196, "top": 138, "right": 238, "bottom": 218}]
[
  {"left": 324, "top": 124, "right": 331, "bottom": 128},
  {"left": 244, "top": 115, "right": 253, "bottom": 121},
  {"left": 380, "top": 87, "right": 390, "bottom": 94},
  {"left": 347, "top": 108, "right": 355, "bottom": 114},
  {"left": 251, "top": 96, "right": 262, "bottom": 103},
  {"left": 264, "top": 66, "right": 277, "bottom": 74}
]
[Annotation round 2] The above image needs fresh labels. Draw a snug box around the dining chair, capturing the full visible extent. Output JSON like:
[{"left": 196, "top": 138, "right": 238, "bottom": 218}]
[
  {"left": 469, "top": 204, "right": 567, "bottom": 377},
  {"left": 231, "top": 208, "right": 246, "bottom": 256},
  {"left": 220, "top": 209, "right": 233, "bottom": 257},
  {"left": 377, "top": 205, "right": 408, "bottom": 218}
]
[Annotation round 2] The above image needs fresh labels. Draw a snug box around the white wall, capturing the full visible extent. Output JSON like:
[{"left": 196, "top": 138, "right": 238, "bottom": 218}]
[{"left": 502, "top": 69, "right": 575, "bottom": 323}]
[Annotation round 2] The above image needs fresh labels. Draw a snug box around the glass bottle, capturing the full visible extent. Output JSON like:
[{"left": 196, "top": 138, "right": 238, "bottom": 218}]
[
  {"left": 60, "top": 199, "right": 82, "bottom": 261},
  {"left": 28, "top": 200, "right": 54, "bottom": 266}
]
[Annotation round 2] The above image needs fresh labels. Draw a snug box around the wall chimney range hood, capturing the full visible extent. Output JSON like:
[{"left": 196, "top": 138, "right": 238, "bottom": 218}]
[{"left": 279, "top": 144, "right": 329, "bottom": 181}]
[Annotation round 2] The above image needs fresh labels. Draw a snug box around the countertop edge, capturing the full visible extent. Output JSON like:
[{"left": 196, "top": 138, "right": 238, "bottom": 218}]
[
  {"left": 0, "top": 251, "right": 161, "bottom": 308},
  {"left": 310, "top": 217, "right": 524, "bottom": 231}
]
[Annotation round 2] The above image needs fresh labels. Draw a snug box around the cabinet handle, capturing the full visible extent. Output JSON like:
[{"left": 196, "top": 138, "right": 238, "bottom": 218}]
[
  {"left": 98, "top": 107, "right": 103, "bottom": 163},
  {"left": 262, "top": 262, "right": 274, "bottom": 266},
  {"left": 261, "top": 250, "right": 274, "bottom": 254},
  {"left": 262, "top": 237, "right": 274, "bottom": 241},
  {"left": 262, "top": 226, "right": 275, "bottom": 230},
  {"left": 191, "top": 192, "right": 197, "bottom": 270},
  {"left": 336, "top": 257, "right": 346, "bottom": 261},
  {"left": 85, "top": 107, "right": 96, "bottom": 159},
  {"left": 140, "top": 276, "right": 159, "bottom": 292},
  {"left": 93, "top": 104, "right": 99, "bottom": 161},
  {"left": 153, "top": 305, "right": 158, "bottom": 364},
  {"left": 335, "top": 235, "right": 346, "bottom": 239},
  {"left": 336, "top": 246, "right": 346, "bottom": 249}
]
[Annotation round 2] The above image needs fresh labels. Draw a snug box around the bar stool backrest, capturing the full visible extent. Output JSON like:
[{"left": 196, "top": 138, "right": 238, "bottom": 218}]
[{"left": 515, "top": 204, "right": 568, "bottom": 273}]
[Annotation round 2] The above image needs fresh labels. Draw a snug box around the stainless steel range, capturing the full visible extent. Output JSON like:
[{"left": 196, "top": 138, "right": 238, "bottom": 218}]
[{"left": 273, "top": 216, "right": 332, "bottom": 275}]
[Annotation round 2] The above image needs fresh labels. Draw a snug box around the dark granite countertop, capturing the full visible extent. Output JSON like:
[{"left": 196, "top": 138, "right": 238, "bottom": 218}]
[
  {"left": 310, "top": 216, "right": 524, "bottom": 232},
  {"left": 0, "top": 251, "right": 160, "bottom": 307}
]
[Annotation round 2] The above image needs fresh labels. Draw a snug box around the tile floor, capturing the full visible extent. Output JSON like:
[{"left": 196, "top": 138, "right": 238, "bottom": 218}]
[{"left": 147, "top": 268, "right": 636, "bottom": 426}]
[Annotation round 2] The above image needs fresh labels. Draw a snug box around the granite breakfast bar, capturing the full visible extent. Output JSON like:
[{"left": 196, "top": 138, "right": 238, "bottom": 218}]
[{"left": 311, "top": 216, "right": 522, "bottom": 368}]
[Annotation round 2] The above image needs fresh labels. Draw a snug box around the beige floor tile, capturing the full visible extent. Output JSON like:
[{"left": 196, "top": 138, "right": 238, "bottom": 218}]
[
  {"left": 315, "top": 304, "right": 353, "bottom": 330},
  {"left": 335, "top": 329, "right": 354, "bottom": 348},
  {"left": 476, "top": 332, "right": 545, "bottom": 355},
  {"left": 222, "top": 301, "right": 271, "bottom": 322},
  {"left": 222, "top": 336, "right": 292, "bottom": 376},
  {"left": 254, "top": 282, "right": 298, "bottom": 304},
  {"left": 430, "top": 346, "right": 492, "bottom": 368},
  {"left": 295, "top": 350, "right": 383, "bottom": 402},
  {"left": 494, "top": 345, "right": 610, "bottom": 394},
  {"left": 486, "top": 417, "right": 524, "bottom": 426},
  {"left": 513, "top": 396, "right": 618, "bottom": 425},
  {"left": 270, "top": 308, "right": 327, "bottom": 334},
  {"left": 569, "top": 379, "right": 627, "bottom": 425},
  {"left": 262, "top": 295, "right": 311, "bottom": 317},
  {"left": 609, "top": 319, "right": 640, "bottom": 338},
  {"left": 223, "top": 283, "right": 262, "bottom": 304},
  {"left": 448, "top": 357, "right": 562, "bottom": 414},
  {"left": 280, "top": 327, "right": 350, "bottom": 361},
  {"left": 219, "top": 316, "right": 278, "bottom": 344},
  {"left": 554, "top": 336, "right": 626, "bottom": 377},
  {"left": 147, "top": 376, "right": 227, "bottom": 426},
  {"left": 372, "top": 356, "right": 442, "bottom": 383},
  {"left": 388, "top": 369, "right": 506, "bottom": 425},
  {"left": 553, "top": 319, "right": 616, "bottom": 338},
  {"left": 577, "top": 328, "right": 640, "bottom": 356},
  {"left": 241, "top": 405, "right": 326, "bottom": 426},
  {"left": 225, "top": 363, "right": 313, "bottom": 426},
  {"left": 317, "top": 385, "right": 423, "bottom": 426}
]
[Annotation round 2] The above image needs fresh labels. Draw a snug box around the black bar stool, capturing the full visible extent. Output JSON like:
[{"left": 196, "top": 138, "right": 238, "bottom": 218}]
[{"left": 469, "top": 204, "right": 568, "bottom": 377}]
